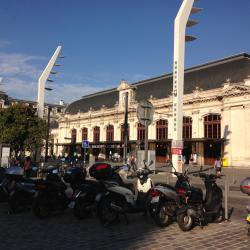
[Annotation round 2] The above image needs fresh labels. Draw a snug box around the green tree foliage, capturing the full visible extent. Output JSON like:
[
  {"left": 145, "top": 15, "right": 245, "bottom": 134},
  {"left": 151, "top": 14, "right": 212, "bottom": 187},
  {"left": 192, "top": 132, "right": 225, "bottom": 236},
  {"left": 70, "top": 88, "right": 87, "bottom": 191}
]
[{"left": 0, "top": 103, "right": 46, "bottom": 155}]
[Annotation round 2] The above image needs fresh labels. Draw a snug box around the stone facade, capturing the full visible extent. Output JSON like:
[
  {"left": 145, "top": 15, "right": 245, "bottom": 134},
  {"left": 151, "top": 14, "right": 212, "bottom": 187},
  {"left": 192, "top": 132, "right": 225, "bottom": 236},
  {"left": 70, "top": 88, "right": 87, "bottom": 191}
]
[{"left": 52, "top": 54, "right": 250, "bottom": 167}]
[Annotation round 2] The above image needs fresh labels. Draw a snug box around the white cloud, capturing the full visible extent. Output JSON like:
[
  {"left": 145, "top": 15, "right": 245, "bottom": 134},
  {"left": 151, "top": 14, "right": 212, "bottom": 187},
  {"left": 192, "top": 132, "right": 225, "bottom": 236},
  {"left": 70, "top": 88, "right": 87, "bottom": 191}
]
[
  {"left": 0, "top": 49, "right": 150, "bottom": 105},
  {"left": 2, "top": 76, "right": 106, "bottom": 105},
  {"left": 0, "top": 52, "right": 42, "bottom": 79},
  {"left": 45, "top": 82, "right": 106, "bottom": 104}
]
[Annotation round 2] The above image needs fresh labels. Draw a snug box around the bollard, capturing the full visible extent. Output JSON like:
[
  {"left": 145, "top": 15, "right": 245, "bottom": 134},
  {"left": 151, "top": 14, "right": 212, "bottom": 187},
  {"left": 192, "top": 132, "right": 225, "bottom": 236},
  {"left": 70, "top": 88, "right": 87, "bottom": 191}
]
[{"left": 224, "top": 175, "right": 229, "bottom": 220}]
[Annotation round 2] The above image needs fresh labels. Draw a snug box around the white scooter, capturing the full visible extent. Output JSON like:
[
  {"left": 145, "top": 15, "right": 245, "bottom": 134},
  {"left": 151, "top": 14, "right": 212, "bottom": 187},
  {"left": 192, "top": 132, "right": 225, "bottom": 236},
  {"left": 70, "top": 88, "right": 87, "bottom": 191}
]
[{"left": 96, "top": 161, "right": 155, "bottom": 226}]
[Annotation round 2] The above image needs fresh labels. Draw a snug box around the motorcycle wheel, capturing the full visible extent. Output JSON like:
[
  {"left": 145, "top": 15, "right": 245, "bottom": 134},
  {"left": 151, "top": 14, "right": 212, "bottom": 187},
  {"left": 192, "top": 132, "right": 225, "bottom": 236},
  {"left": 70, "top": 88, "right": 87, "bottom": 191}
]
[
  {"left": 154, "top": 203, "right": 172, "bottom": 227},
  {"left": 177, "top": 213, "right": 194, "bottom": 232},
  {"left": 97, "top": 194, "right": 119, "bottom": 226},
  {"left": 214, "top": 207, "right": 225, "bottom": 223},
  {"left": 33, "top": 196, "right": 51, "bottom": 219},
  {"left": 8, "top": 192, "right": 27, "bottom": 213},
  {"left": 74, "top": 200, "right": 92, "bottom": 219}
]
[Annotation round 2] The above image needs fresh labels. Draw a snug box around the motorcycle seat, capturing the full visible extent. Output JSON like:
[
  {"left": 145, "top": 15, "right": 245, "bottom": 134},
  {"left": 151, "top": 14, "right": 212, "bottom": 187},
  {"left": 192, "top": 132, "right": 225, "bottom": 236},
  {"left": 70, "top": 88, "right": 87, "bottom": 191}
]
[{"left": 155, "top": 183, "right": 177, "bottom": 192}]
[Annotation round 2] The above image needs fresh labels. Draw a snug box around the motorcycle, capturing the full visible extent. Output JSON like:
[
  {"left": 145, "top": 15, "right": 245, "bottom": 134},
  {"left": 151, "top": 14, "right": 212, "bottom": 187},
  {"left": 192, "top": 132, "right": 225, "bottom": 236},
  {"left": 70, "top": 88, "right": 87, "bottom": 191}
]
[
  {"left": 92, "top": 161, "right": 155, "bottom": 226},
  {"left": 0, "top": 166, "right": 37, "bottom": 213},
  {"left": 176, "top": 171, "right": 224, "bottom": 231},
  {"left": 73, "top": 178, "right": 104, "bottom": 219},
  {"left": 32, "top": 166, "right": 86, "bottom": 218},
  {"left": 74, "top": 163, "right": 130, "bottom": 219},
  {"left": 150, "top": 166, "right": 193, "bottom": 227},
  {"left": 240, "top": 177, "right": 250, "bottom": 236}
]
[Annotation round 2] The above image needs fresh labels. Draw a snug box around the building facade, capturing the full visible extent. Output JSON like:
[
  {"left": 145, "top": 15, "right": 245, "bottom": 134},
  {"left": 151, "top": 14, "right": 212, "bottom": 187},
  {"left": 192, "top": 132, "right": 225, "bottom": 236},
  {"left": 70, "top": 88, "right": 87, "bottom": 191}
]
[{"left": 53, "top": 53, "right": 250, "bottom": 167}]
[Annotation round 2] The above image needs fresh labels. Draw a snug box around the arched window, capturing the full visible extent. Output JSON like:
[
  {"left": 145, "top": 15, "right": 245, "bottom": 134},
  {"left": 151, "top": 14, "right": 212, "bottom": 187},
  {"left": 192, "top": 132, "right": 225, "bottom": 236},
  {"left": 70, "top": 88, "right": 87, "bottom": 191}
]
[
  {"left": 71, "top": 129, "right": 77, "bottom": 144},
  {"left": 204, "top": 114, "right": 221, "bottom": 139},
  {"left": 183, "top": 117, "right": 192, "bottom": 139},
  {"left": 82, "top": 128, "right": 88, "bottom": 141},
  {"left": 93, "top": 126, "right": 100, "bottom": 142},
  {"left": 106, "top": 125, "right": 114, "bottom": 142},
  {"left": 137, "top": 123, "right": 145, "bottom": 141},
  {"left": 121, "top": 124, "right": 130, "bottom": 141},
  {"left": 156, "top": 119, "right": 168, "bottom": 140}
]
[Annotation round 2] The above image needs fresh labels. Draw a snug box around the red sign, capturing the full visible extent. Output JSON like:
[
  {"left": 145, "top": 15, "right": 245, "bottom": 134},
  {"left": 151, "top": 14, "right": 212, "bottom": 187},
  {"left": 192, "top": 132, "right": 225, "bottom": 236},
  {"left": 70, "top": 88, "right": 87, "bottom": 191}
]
[{"left": 171, "top": 148, "right": 182, "bottom": 155}]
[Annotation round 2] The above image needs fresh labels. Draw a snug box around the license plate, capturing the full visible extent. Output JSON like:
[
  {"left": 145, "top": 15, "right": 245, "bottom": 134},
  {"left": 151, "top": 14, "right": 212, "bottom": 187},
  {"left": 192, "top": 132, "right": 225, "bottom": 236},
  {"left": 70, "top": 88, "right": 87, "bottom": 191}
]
[
  {"left": 151, "top": 196, "right": 159, "bottom": 203},
  {"left": 246, "top": 214, "right": 250, "bottom": 222}
]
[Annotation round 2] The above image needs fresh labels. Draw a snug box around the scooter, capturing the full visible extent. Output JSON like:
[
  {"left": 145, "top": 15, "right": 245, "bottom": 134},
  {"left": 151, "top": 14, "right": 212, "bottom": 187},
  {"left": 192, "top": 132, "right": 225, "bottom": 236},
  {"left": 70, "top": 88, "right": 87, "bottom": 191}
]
[
  {"left": 176, "top": 171, "right": 224, "bottom": 231},
  {"left": 0, "top": 166, "right": 37, "bottom": 213},
  {"left": 73, "top": 178, "right": 104, "bottom": 219},
  {"left": 94, "top": 161, "right": 155, "bottom": 226},
  {"left": 74, "top": 163, "right": 131, "bottom": 219},
  {"left": 33, "top": 166, "right": 86, "bottom": 218},
  {"left": 150, "top": 166, "right": 193, "bottom": 227},
  {"left": 240, "top": 177, "right": 250, "bottom": 236}
]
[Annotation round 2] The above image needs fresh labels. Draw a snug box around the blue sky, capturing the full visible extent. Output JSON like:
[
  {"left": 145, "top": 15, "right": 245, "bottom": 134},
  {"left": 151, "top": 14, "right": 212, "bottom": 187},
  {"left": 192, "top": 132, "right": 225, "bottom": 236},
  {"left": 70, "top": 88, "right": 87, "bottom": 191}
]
[{"left": 0, "top": 0, "right": 249, "bottom": 104}]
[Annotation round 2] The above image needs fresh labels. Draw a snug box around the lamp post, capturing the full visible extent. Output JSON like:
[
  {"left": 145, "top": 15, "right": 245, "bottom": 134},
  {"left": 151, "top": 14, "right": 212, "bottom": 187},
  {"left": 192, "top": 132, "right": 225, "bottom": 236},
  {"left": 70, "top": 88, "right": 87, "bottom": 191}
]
[
  {"left": 171, "top": 0, "right": 202, "bottom": 173},
  {"left": 37, "top": 46, "right": 62, "bottom": 119},
  {"left": 36, "top": 46, "right": 63, "bottom": 162},
  {"left": 123, "top": 92, "right": 128, "bottom": 164},
  {"left": 45, "top": 106, "right": 52, "bottom": 162}
]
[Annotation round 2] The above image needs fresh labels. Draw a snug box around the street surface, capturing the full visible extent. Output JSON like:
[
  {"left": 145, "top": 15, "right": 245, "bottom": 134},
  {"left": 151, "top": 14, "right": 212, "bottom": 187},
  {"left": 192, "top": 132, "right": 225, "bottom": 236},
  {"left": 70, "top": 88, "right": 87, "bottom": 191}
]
[
  {"left": 0, "top": 193, "right": 249, "bottom": 250},
  {"left": 0, "top": 163, "right": 249, "bottom": 249}
]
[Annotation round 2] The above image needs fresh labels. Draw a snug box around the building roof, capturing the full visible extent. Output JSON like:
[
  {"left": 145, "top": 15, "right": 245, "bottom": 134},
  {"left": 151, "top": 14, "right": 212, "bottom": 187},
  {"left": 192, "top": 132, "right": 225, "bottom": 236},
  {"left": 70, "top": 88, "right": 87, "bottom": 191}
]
[{"left": 65, "top": 53, "right": 250, "bottom": 114}]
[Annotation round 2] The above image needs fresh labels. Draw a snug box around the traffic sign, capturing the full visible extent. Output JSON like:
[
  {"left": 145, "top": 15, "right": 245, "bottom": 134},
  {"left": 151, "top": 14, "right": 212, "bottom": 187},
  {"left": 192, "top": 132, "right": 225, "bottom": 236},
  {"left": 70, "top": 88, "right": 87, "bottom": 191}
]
[
  {"left": 82, "top": 140, "right": 89, "bottom": 148},
  {"left": 137, "top": 100, "right": 154, "bottom": 126}
]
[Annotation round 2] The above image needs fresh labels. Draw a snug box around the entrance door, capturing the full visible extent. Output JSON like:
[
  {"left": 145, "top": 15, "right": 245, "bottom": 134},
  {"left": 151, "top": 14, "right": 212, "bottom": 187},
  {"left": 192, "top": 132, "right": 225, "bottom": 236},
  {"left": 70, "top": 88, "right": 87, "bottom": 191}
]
[
  {"left": 183, "top": 141, "right": 192, "bottom": 164},
  {"left": 204, "top": 141, "right": 222, "bottom": 165}
]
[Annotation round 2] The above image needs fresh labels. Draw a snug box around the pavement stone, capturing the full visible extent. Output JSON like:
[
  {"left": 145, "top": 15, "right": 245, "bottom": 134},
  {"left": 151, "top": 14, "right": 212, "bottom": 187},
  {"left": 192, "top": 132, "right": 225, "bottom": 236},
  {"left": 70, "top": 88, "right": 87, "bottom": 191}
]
[{"left": 0, "top": 203, "right": 249, "bottom": 250}]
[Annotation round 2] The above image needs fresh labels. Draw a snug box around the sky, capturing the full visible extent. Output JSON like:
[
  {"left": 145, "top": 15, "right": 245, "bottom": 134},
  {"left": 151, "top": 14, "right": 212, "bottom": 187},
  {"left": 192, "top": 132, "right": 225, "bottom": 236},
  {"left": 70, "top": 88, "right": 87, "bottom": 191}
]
[{"left": 0, "top": 0, "right": 250, "bottom": 104}]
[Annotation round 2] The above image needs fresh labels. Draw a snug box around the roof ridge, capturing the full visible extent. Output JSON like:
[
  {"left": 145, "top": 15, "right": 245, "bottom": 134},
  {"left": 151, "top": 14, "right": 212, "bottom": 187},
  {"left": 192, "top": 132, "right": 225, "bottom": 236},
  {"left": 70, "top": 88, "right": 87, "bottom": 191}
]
[{"left": 79, "top": 52, "right": 250, "bottom": 99}]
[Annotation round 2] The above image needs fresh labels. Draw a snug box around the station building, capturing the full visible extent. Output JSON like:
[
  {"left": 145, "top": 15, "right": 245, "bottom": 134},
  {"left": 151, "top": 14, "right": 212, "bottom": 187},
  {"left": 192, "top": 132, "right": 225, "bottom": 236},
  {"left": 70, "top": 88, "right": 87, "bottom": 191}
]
[{"left": 52, "top": 53, "right": 250, "bottom": 167}]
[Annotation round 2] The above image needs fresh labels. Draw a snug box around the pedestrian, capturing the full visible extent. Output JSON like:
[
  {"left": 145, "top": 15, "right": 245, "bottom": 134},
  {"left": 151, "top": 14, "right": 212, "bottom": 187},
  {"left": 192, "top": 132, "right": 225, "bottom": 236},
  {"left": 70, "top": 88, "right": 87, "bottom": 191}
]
[
  {"left": 214, "top": 156, "right": 222, "bottom": 177},
  {"left": 23, "top": 156, "right": 32, "bottom": 178},
  {"left": 127, "top": 154, "right": 137, "bottom": 172}
]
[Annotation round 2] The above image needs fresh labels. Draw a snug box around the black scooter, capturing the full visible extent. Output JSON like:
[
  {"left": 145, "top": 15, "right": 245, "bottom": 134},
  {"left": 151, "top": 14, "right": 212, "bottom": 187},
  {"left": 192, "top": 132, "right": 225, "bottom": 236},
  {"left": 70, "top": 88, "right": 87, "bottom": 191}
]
[
  {"left": 73, "top": 178, "right": 104, "bottom": 219},
  {"left": 74, "top": 164, "right": 134, "bottom": 220},
  {"left": 177, "top": 172, "right": 224, "bottom": 231},
  {"left": 0, "top": 167, "right": 36, "bottom": 213},
  {"left": 33, "top": 166, "right": 86, "bottom": 218}
]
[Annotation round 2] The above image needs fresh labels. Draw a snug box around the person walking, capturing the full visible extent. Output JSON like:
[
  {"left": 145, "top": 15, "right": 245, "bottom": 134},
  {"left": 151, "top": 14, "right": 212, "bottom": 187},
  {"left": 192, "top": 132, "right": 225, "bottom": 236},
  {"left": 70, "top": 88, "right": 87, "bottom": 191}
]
[
  {"left": 23, "top": 156, "right": 32, "bottom": 178},
  {"left": 214, "top": 156, "right": 222, "bottom": 177}
]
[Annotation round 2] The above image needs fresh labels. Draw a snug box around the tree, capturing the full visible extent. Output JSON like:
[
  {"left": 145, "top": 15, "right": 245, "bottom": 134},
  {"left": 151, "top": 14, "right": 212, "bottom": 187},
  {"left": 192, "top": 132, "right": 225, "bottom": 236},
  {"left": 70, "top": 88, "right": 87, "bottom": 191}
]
[{"left": 0, "top": 103, "right": 46, "bottom": 157}]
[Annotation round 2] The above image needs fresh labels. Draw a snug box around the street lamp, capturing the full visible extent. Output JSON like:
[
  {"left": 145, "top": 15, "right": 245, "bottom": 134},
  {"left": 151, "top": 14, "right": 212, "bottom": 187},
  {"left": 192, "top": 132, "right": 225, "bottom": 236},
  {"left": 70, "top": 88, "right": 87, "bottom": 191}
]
[
  {"left": 45, "top": 106, "right": 52, "bottom": 162},
  {"left": 37, "top": 46, "right": 64, "bottom": 162},
  {"left": 171, "top": 0, "right": 202, "bottom": 173},
  {"left": 37, "top": 46, "right": 63, "bottom": 119}
]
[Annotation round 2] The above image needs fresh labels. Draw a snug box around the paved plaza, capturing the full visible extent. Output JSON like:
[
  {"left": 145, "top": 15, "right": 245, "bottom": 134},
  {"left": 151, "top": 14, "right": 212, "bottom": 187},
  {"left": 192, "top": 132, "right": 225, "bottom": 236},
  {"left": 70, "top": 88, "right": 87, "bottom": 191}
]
[{"left": 0, "top": 202, "right": 249, "bottom": 250}]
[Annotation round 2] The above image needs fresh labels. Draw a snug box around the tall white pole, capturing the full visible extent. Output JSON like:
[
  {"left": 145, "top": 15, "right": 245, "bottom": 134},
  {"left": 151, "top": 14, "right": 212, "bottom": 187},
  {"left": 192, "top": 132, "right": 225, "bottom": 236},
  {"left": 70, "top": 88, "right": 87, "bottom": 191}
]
[
  {"left": 37, "top": 46, "right": 62, "bottom": 118},
  {"left": 172, "top": 0, "right": 195, "bottom": 173}
]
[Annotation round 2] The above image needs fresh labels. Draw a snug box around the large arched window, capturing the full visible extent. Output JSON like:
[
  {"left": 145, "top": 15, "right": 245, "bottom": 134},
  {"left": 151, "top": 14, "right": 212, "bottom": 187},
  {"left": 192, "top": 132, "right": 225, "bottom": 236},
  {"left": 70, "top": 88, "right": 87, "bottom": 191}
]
[
  {"left": 137, "top": 123, "right": 145, "bottom": 141},
  {"left": 106, "top": 125, "right": 114, "bottom": 142},
  {"left": 82, "top": 128, "right": 88, "bottom": 141},
  {"left": 156, "top": 119, "right": 168, "bottom": 140},
  {"left": 183, "top": 117, "right": 192, "bottom": 139},
  {"left": 71, "top": 129, "right": 77, "bottom": 144},
  {"left": 93, "top": 126, "right": 100, "bottom": 142},
  {"left": 204, "top": 114, "right": 221, "bottom": 139},
  {"left": 121, "top": 124, "right": 130, "bottom": 141}
]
